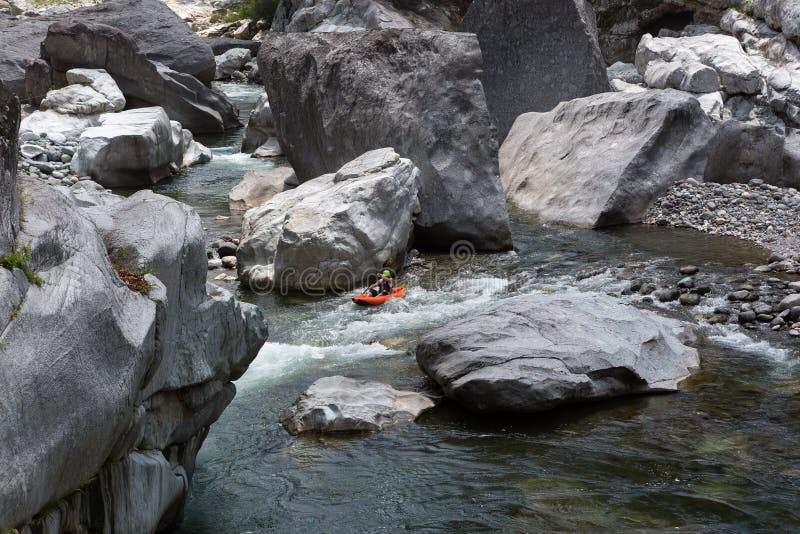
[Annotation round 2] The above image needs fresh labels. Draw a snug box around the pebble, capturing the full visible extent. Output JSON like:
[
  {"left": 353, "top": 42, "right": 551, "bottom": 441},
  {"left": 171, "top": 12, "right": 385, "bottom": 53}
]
[
  {"left": 677, "top": 277, "right": 695, "bottom": 289},
  {"left": 654, "top": 288, "right": 680, "bottom": 302},
  {"left": 679, "top": 293, "right": 701, "bottom": 306},
  {"left": 679, "top": 265, "right": 699, "bottom": 275},
  {"left": 645, "top": 182, "right": 800, "bottom": 272},
  {"left": 221, "top": 256, "right": 237, "bottom": 269},
  {"left": 208, "top": 259, "right": 223, "bottom": 270}
]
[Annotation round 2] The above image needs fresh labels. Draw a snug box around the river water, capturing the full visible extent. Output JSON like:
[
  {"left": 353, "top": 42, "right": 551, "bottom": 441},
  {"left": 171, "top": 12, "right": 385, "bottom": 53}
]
[{"left": 160, "top": 84, "right": 800, "bottom": 532}]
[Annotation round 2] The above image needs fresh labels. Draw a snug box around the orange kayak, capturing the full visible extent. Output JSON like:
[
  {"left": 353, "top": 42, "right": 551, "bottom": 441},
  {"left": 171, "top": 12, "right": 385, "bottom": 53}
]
[{"left": 352, "top": 287, "right": 407, "bottom": 306}]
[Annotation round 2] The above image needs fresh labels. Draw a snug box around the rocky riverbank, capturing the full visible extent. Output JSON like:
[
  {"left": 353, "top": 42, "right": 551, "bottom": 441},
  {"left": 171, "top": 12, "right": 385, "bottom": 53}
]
[{"left": 644, "top": 179, "right": 800, "bottom": 273}]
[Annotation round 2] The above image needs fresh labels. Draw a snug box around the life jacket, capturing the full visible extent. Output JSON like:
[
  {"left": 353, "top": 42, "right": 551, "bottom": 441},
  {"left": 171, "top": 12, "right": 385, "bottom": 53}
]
[{"left": 378, "top": 277, "right": 392, "bottom": 294}]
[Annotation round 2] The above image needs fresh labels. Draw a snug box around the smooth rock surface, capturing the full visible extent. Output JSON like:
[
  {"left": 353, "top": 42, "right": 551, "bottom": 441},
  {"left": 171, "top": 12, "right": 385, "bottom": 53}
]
[
  {"left": 70, "top": 107, "right": 181, "bottom": 187},
  {"left": 19, "top": 109, "right": 102, "bottom": 138},
  {"left": 238, "top": 149, "right": 419, "bottom": 291},
  {"left": 40, "top": 84, "right": 118, "bottom": 115},
  {"left": 0, "top": 0, "right": 216, "bottom": 98},
  {"left": 416, "top": 292, "right": 700, "bottom": 413},
  {"left": 42, "top": 21, "right": 239, "bottom": 133},
  {"left": 704, "top": 121, "right": 800, "bottom": 188},
  {"left": 500, "top": 90, "right": 715, "bottom": 227},
  {"left": 66, "top": 68, "right": 126, "bottom": 111},
  {"left": 281, "top": 376, "right": 435, "bottom": 434},
  {"left": 259, "top": 30, "right": 511, "bottom": 250},
  {"left": 229, "top": 167, "right": 294, "bottom": 212},
  {"left": 459, "top": 0, "right": 610, "bottom": 141}
]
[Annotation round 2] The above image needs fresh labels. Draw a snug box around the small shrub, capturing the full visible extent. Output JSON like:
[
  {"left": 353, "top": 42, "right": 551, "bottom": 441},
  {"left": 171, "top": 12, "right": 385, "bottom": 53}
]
[
  {"left": 0, "top": 245, "right": 44, "bottom": 287},
  {"left": 222, "top": 0, "right": 279, "bottom": 24}
]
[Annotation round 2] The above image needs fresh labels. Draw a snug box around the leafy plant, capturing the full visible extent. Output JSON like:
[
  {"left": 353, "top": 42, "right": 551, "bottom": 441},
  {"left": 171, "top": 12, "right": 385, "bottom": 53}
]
[
  {"left": 0, "top": 245, "right": 44, "bottom": 287},
  {"left": 221, "top": 0, "right": 279, "bottom": 24}
]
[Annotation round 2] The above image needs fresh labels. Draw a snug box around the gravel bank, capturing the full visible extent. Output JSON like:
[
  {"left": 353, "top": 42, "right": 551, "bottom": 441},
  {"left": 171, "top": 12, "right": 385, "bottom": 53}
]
[{"left": 644, "top": 179, "right": 800, "bottom": 273}]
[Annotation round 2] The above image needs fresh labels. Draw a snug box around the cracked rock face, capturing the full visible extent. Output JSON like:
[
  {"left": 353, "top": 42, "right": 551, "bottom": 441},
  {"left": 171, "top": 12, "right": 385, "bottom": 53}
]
[{"left": 416, "top": 292, "right": 700, "bottom": 414}]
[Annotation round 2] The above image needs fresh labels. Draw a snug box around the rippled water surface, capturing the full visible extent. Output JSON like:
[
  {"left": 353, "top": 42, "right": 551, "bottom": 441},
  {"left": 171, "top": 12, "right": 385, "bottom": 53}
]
[{"left": 169, "top": 84, "right": 799, "bottom": 533}]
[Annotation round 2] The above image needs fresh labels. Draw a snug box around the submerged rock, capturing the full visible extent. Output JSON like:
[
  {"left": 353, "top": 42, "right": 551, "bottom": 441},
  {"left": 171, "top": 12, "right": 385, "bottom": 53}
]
[
  {"left": 281, "top": 376, "right": 435, "bottom": 434},
  {"left": 416, "top": 292, "right": 700, "bottom": 414},
  {"left": 259, "top": 30, "right": 511, "bottom": 250},
  {"left": 459, "top": 0, "right": 610, "bottom": 141},
  {"left": 500, "top": 90, "right": 714, "bottom": 228},
  {"left": 237, "top": 148, "right": 419, "bottom": 291}
]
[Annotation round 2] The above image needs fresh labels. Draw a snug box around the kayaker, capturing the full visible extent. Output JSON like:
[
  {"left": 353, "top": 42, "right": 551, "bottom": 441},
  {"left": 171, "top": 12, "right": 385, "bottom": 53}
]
[{"left": 366, "top": 270, "right": 393, "bottom": 297}]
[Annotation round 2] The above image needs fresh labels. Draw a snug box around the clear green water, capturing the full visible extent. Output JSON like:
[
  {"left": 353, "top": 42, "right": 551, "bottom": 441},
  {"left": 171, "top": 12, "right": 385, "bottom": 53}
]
[{"left": 163, "top": 84, "right": 800, "bottom": 533}]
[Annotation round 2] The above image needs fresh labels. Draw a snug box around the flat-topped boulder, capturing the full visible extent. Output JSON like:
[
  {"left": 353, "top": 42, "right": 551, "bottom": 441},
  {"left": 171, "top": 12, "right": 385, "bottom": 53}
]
[
  {"left": 237, "top": 148, "right": 419, "bottom": 291},
  {"left": 416, "top": 292, "right": 700, "bottom": 413},
  {"left": 500, "top": 90, "right": 715, "bottom": 228},
  {"left": 281, "top": 376, "right": 435, "bottom": 434},
  {"left": 42, "top": 21, "right": 238, "bottom": 133},
  {"left": 259, "top": 30, "right": 511, "bottom": 250},
  {"left": 459, "top": 0, "right": 610, "bottom": 141},
  {"left": 70, "top": 107, "right": 209, "bottom": 187}
]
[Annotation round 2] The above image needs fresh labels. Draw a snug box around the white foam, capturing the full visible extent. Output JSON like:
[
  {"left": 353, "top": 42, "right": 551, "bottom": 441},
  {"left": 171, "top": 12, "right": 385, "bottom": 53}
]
[
  {"left": 704, "top": 324, "right": 793, "bottom": 363},
  {"left": 236, "top": 342, "right": 400, "bottom": 389}
]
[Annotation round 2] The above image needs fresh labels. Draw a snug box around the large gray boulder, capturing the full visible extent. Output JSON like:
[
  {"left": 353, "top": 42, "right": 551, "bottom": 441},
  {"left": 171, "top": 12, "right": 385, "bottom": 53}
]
[
  {"left": 42, "top": 21, "right": 239, "bottom": 133},
  {"left": 70, "top": 107, "right": 205, "bottom": 187},
  {"left": 416, "top": 292, "right": 700, "bottom": 414},
  {"left": 238, "top": 148, "right": 419, "bottom": 291},
  {"left": 271, "top": 0, "right": 469, "bottom": 32},
  {"left": 499, "top": 90, "right": 715, "bottom": 228},
  {"left": 0, "top": 79, "right": 19, "bottom": 257},
  {"left": 0, "top": 0, "right": 216, "bottom": 98},
  {"left": 704, "top": 121, "right": 800, "bottom": 188},
  {"left": 281, "top": 376, "right": 435, "bottom": 434},
  {"left": 258, "top": 30, "right": 512, "bottom": 250},
  {"left": 0, "top": 179, "right": 267, "bottom": 530},
  {"left": 459, "top": 0, "right": 610, "bottom": 142},
  {"left": 214, "top": 47, "right": 252, "bottom": 80}
]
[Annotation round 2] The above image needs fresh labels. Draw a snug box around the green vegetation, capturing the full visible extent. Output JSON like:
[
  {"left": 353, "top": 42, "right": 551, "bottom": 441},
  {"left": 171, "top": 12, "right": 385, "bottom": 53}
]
[
  {"left": 0, "top": 245, "right": 44, "bottom": 287},
  {"left": 28, "top": 0, "right": 89, "bottom": 7},
  {"left": 111, "top": 262, "right": 152, "bottom": 294},
  {"left": 213, "top": 0, "right": 279, "bottom": 24},
  {"left": 10, "top": 297, "right": 24, "bottom": 320}
]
